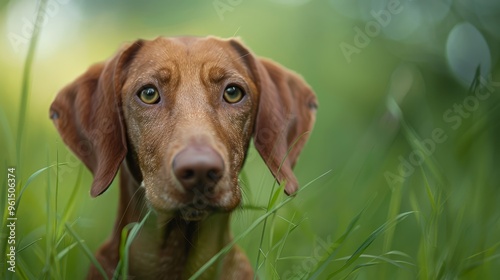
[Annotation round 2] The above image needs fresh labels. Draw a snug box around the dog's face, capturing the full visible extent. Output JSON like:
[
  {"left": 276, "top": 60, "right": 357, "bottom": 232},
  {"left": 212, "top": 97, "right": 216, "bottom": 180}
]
[
  {"left": 49, "top": 36, "right": 317, "bottom": 220},
  {"left": 121, "top": 37, "right": 259, "bottom": 217}
]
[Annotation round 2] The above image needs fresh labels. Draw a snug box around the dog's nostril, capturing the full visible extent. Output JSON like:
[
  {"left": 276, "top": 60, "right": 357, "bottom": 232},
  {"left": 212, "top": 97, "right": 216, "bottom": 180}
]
[
  {"left": 207, "top": 169, "right": 221, "bottom": 181},
  {"left": 181, "top": 169, "right": 195, "bottom": 180}
]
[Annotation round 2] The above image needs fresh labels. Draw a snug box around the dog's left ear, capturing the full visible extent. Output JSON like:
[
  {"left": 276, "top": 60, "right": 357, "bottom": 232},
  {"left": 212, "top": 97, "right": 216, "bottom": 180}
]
[
  {"left": 49, "top": 40, "right": 144, "bottom": 197},
  {"left": 229, "top": 39, "right": 318, "bottom": 195}
]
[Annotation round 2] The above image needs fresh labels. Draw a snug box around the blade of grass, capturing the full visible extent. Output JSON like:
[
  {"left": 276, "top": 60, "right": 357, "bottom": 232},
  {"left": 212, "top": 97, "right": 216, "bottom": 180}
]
[
  {"left": 257, "top": 248, "right": 268, "bottom": 271},
  {"left": 383, "top": 179, "right": 404, "bottom": 253},
  {"left": 0, "top": 106, "right": 15, "bottom": 162},
  {"left": 17, "top": 238, "right": 43, "bottom": 253},
  {"left": 385, "top": 250, "right": 413, "bottom": 259},
  {"left": 16, "top": 0, "right": 49, "bottom": 163},
  {"left": 65, "top": 223, "right": 109, "bottom": 280},
  {"left": 307, "top": 195, "right": 379, "bottom": 280},
  {"left": 307, "top": 208, "right": 365, "bottom": 280},
  {"left": 57, "top": 166, "right": 83, "bottom": 236},
  {"left": 42, "top": 156, "right": 55, "bottom": 278},
  {"left": 253, "top": 180, "right": 281, "bottom": 279},
  {"left": 326, "top": 211, "right": 414, "bottom": 279},
  {"left": 253, "top": 131, "right": 312, "bottom": 278},
  {"left": 239, "top": 169, "right": 254, "bottom": 203},
  {"left": 43, "top": 152, "right": 64, "bottom": 280},
  {"left": 461, "top": 254, "right": 500, "bottom": 276},
  {"left": 420, "top": 168, "right": 437, "bottom": 212},
  {"left": 56, "top": 241, "right": 79, "bottom": 260},
  {"left": 114, "top": 209, "right": 152, "bottom": 280},
  {"left": 335, "top": 253, "right": 414, "bottom": 269},
  {"left": 275, "top": 213, "right": 304, "bottom": 261},
  {"left": 113, "top": 223, "right": 135, "bottom": 280},
  {"left": 467, "top": 66, "right": 482, "bottom": 94},
  {"left": 14, "top": 255, "right": 36, "bottom": 280},
  {"left": 56, "top": 219, "right": 79, "bottom": 249},
  {"left": 239, "top": 204, "right": 266, "bottom": 211},
  {"left": 189, "top": 170, "right": 331, "bottom": 280},
  {"left": 341, "top": 262, "right": 380, "bottom": 280},
  {"left": 193, "top": 196, "right": 291, "bottom": 280},
  {"left": 55, "top": 148, "right": 59, "bottom": 248},
  {"left": 16, "top": 163, "right": 66, "bottom": 208},
  {"left": 465, "top": 242, "right": 500, "bottom": 262},
  {"left": 386, "top": 97, "right": 445, "bottom": 185},
  {"left": 279, "top": 255, "right": 316, "bottom": 261}
]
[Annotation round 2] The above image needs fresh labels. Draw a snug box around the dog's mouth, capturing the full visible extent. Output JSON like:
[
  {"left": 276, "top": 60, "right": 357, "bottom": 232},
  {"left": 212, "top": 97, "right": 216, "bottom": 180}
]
[
  {"left": 148, "top": 200, "right": 214, "bottom": 221},
  {"left": 160, "top": 194, "right": 237, "bottom": 221},
  {"left": 177, "top": 205, "right": 210, "bottom": 221},
  {"left": 142, "top": 179, "right": 241, "bottom": 221}
]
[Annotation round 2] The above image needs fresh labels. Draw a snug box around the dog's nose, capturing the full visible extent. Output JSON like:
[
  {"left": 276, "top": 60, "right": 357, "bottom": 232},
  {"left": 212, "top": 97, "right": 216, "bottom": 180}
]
[{"left": 172, "top": 146, "right": 224, "bottom": 191}]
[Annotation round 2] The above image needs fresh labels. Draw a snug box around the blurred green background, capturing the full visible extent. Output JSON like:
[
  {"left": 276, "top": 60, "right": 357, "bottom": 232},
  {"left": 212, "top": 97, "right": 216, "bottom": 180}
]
[{"left": 1, "top": 0, "right": 500, "bottom": 279}]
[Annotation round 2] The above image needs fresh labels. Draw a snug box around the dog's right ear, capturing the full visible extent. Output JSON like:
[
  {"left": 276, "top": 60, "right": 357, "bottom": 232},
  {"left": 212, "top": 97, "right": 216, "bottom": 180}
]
[{"left": 49, "top": 40, "right": 144, "bottom": 197}]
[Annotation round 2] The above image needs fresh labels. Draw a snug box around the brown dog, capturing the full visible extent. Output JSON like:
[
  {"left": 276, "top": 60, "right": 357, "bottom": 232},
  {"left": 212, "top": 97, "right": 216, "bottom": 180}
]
[{"left": 49, "top": 36, "right": 317, "bottom": 279}]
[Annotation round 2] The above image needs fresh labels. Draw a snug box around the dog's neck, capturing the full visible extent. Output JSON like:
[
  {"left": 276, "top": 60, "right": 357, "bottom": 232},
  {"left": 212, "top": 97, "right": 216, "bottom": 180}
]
[{"left": 110, "top": 161, "right": 233, "bottom": 279}]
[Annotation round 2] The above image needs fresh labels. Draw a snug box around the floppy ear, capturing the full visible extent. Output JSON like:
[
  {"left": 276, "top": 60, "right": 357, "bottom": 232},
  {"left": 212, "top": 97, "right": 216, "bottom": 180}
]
[
  {"left": 49, "top": 41, "right": 143, "bottom": 197},
  {"left": 229, "top": 39, "right": 318, "bottom": 195}
]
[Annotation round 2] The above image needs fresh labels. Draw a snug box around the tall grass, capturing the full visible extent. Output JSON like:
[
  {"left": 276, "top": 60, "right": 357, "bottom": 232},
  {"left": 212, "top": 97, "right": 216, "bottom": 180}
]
[
  {"left": 2, "top": 2, "right": 500, "bottom": 279},
  {"left": 0, "top": 0, "right": 113, "bottom": 278},
  {"left": 16, "top": 0, "right": 48, "bottom": 164}
]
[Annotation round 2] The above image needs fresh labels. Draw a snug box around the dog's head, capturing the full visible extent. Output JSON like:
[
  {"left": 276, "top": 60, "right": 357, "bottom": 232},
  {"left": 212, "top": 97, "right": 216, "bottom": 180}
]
[{"left": 50, "top": 37, "right": 317, "bottom": 219}]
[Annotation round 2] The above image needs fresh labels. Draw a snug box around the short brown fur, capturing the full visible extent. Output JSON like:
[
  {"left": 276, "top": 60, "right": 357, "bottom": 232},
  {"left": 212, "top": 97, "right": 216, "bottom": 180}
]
[{"left": 50, "top": 36, "right": 317, "bottom": 279}]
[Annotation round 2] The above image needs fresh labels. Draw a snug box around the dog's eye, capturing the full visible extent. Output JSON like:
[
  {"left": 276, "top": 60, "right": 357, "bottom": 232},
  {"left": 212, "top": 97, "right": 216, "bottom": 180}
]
[
  {"left": 223, "top": 85, "right": 245, "bottom": 104},
  {"left": 139, "top": 87, "right": 160, "bottom": 104}
]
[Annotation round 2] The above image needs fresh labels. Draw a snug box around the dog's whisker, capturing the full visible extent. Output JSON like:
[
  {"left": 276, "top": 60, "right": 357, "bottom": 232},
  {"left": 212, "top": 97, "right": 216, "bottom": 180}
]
[{"left": 112, "top": 180, "right": 147, "bottom": 238}]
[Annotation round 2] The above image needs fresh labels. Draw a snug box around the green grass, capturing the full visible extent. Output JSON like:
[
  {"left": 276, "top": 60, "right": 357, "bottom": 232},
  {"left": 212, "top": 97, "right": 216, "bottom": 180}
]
[
  {"left": 3, "top": 78, "right": 500, "bottom": 280},
  {"left": 2, "top": 1, "right": 500, "bottom": 279}
]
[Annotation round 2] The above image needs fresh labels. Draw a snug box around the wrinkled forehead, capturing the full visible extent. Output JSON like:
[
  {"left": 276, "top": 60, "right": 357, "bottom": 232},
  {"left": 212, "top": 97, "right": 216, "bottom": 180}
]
[{"left": 129, "top": 37, "right": 252, "bottom": 79}]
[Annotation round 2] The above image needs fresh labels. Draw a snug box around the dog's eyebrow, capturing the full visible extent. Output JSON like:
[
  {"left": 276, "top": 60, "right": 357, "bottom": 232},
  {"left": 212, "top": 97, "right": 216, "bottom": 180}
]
[
  {"left": 142, "top": 64, "right": 180, "bottom": 90},
  {"left": 207, "top": 66, "right": 228, "bottom": 83},
  {"left": 154, "top": 67, "right": 172, "bottom": 84}
]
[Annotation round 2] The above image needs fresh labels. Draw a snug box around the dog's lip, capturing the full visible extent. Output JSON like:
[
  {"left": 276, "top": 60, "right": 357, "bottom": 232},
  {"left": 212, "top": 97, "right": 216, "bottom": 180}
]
[{"left": 177, "top": 205, "right": 211, "bottom": 221}]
